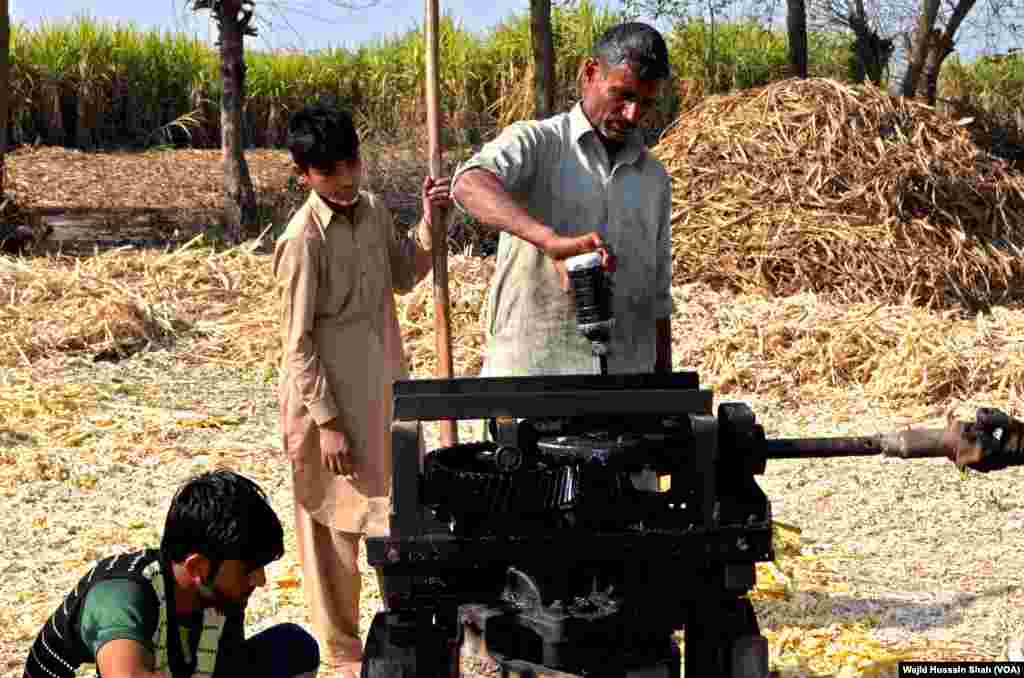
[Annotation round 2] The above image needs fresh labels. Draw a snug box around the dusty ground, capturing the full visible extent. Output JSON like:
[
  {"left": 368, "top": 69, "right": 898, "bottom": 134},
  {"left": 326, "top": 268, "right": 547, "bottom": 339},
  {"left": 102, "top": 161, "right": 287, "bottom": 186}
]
[
  {"left": 1, "top": 148, "right": 1022, "bottom": 677},
  {"left": 4, "top": 352, "right": 1021, "bottom": 678},
  {"left": 5, "top": 144, "right": 484, "bottom": 256}
]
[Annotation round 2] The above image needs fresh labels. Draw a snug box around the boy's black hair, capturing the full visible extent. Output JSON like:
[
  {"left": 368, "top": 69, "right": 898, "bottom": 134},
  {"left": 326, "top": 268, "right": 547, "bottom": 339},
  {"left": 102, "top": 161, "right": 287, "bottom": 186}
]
[
  {"left": 287, "top": 103, "right": 360, "bottom": 173},
  {"left": 592, "top": 22, "right": 671, "bottom": 81},
  {"left": 160, "top": 469, "right": 284, "bottom": 570}
]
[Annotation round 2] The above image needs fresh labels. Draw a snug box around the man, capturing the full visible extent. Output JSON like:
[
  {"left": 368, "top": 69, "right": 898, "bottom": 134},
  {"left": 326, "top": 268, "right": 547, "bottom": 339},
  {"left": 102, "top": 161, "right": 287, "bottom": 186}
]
[
  {"left": 22, "top": 469, "right": 319, "bottom": 678},
  {"left": 452, "top": 22, "right": 674, "bottom": 376},
  {"left": 274, "top": 104, "right": 450, "bottom": 677}
]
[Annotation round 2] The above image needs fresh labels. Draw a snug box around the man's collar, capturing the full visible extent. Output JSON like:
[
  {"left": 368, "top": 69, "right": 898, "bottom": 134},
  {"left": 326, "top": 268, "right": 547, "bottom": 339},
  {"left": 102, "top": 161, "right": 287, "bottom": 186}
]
[
  {"left": 569, "top": 102, "right": 594, "bottom": 144},
  {"left": 570, "top": 102, "right": 645, "bottom": 166}
]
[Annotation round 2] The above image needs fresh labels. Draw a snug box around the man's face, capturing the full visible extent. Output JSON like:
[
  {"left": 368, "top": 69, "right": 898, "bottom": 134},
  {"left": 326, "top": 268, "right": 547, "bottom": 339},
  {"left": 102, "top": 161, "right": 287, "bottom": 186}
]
[
  {"left": 199, "top": 559, "right": 267, "bottom": 615},
  {"left": 580, "top": 59, "right": 662, "bottom": 145},
  {"left": 300, "top": 157, "right": 362, "bottom": 206}
]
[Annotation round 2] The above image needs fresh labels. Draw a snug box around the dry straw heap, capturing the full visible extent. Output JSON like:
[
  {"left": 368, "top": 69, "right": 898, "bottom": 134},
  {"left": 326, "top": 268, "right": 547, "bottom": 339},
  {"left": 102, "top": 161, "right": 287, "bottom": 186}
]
[
  {"left": 0, "top": 238, "right": 493, "bottom": 379},
  {"left": 655, "top": 78, "right": 1024, "bottom": 308}
]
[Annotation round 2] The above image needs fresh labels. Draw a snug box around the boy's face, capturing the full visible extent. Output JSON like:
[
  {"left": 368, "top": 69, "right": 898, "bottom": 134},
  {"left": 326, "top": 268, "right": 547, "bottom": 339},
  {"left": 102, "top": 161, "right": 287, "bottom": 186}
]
[{"left": 300, "top": 157, "right": 362, "bottom": 206}]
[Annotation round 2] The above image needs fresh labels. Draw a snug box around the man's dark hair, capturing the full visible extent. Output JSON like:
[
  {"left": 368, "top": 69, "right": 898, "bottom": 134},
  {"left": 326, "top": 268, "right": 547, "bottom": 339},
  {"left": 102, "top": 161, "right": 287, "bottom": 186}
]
[
  {"left": 592, "top": 22, "right": 671, "bottom": 81},
  {"left": 161, "top": 469, "right": 284, "bottom": 570},
  {"left": 287, "top": 103, "right": 360, "bottom": 173}
]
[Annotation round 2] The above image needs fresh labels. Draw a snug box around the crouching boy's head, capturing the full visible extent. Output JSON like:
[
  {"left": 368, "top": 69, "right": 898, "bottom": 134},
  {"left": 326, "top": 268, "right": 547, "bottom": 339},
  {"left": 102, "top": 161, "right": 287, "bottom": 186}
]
[
  {"left": 161, "top": 469, "right": 284, "bottom": 615},
  {"left": 287, "top": 104, "right": 362, "bottom": 207}
]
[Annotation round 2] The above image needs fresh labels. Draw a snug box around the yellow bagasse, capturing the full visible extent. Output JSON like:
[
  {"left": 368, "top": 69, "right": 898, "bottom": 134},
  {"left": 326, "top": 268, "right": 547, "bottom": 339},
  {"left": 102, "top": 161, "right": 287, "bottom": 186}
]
[
  {"left": 654, "top": 77, "right": 1024, "bottom": 309},
  {"left": 0, "top": 240, "right": 493, "bottom": 377},
  {"left": 671, "top": 282, "right": 1024, "bottom": 407},
  {"left": 5, "top": 239, "right": 1024, "bottom": 412}
]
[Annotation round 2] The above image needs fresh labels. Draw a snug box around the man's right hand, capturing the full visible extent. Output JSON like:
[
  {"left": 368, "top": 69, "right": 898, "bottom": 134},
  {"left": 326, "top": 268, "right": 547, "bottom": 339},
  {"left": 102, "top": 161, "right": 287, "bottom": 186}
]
[
  {"left": 542, "top": 232, "right": 616, "bottom": 291},
  {"left": 542, "top": 232, "right": 613, "bottom": 263},
  {"left": 318, "top": 420, "right": 354, "bottom": 476}
]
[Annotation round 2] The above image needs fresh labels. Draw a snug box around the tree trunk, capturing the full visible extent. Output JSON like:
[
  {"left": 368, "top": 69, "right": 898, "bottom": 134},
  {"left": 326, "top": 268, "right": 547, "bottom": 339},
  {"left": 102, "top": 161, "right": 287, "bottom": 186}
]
[
  {"left": 217, "top": 0, "right": 257, "bottom": 244},
  {"left": 851, "top": 30, "right": 893, "bottom": 84},
  {"left": 921, "top": 0, "right": 977, "bottom": 105},
  {"left": 900, "top": 0, "right": 940, "bottom": 98},
  {"left": 848, "top": 0, "right": 893, "bottom": 85},
  {"left": 786, "top": 0, "right": 809, "bottom": 78},
  {"left": 76, "top": 94, "right": 94, "bottom": 150},
  {"left": 530, "top": 0, "right": 555, "bottom": 118},
  {"left": 0, "top": 0, "right": 9, "bottom": 198},
  {"left": 921, "top": 31, "right": 954, "bottom": 104},
  {"left": 707, "top": 1, "right": 719, "bottom": 90}
]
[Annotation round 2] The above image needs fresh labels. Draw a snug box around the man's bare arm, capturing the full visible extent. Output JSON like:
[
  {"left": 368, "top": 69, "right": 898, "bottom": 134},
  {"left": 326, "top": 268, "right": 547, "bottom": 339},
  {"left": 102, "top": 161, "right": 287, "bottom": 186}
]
[
  {"left": 96, "top": 639, "right": 166, "bottom": 678},
  {"left": 453, "top": 169, "right": 609, "bottom": 261}
]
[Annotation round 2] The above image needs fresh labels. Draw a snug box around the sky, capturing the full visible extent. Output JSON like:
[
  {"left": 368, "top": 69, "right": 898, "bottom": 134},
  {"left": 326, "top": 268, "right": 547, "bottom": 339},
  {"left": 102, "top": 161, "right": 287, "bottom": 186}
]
[{"left": 7, "top": 0, "right": 667, "bottom": 52}]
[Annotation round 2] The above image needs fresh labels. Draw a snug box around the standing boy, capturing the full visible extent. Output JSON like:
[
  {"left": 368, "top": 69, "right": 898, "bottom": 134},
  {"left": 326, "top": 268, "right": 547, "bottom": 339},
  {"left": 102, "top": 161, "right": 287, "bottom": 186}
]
[{"left": 274, "top": 104, "right": 449, "bottom": 676}]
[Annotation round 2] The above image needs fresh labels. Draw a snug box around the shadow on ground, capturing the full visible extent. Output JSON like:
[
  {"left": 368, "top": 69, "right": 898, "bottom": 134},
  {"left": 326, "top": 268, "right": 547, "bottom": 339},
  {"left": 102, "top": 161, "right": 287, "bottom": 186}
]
[{"left": 758, "top": 584, "right": 1017, "bottom": 634}]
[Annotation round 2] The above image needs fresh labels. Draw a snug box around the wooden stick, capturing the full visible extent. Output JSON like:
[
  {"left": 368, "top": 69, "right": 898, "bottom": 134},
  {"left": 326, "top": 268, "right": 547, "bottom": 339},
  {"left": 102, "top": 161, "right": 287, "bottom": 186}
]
[{"left": 425, "top": 0, "right": 457, "bottom": 447}]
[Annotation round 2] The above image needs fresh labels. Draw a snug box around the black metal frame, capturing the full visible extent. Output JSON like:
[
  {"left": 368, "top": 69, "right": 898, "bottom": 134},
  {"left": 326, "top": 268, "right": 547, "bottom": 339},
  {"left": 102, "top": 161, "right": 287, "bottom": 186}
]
[
  {"left": 392, "top": 373, "right": 709, "bottom": 421},
  {"left": 365, "top": 373, "right": 773, "bottom": 678}
]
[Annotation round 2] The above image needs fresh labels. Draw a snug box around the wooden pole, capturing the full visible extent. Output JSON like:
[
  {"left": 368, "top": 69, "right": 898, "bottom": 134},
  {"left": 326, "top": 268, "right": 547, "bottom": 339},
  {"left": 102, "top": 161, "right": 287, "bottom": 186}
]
[{"left": 425, "top": 0, "right": 457, "bottom": 447}]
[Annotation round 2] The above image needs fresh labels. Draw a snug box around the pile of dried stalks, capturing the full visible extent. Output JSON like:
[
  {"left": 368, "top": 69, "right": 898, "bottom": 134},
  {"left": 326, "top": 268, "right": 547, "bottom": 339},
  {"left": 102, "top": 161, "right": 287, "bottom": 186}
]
[
  {"left": 0, "top": 239, "right": 493, "bottom": 378},
  {"left": 672, "top": 283, "right": 1024, "bottom": 407},
  {"left": 6, "top": 241, "right": 1024, "bottom": 408},
  {"left": 655, "top": 78, "right": 1024, "bottom": 308}
]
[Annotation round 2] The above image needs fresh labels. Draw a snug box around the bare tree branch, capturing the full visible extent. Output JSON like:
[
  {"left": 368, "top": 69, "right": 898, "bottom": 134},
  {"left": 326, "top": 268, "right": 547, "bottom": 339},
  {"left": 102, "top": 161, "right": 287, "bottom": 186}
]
[{"left": 183, "top": 0, "right": 384, "bottom": 242}]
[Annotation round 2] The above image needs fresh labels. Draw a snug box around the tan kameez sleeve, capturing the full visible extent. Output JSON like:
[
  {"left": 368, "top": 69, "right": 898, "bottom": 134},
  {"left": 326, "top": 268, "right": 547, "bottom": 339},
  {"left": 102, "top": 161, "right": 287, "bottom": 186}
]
[{"left": 273, "top": 229, "right": 339, "bottom": 427}]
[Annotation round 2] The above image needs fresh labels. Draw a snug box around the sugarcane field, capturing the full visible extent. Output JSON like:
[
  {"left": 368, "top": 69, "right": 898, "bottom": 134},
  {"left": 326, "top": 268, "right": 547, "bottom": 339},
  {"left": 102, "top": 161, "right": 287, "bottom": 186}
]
[{"left": 3, "top": 4, "right": 1024, "bottom": 678}]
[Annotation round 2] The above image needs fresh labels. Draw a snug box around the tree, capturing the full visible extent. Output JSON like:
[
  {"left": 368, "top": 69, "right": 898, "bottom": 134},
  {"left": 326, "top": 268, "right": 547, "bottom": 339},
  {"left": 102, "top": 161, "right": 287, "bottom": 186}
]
[
  {"left": 900, "top": 0, "right": 941, "bottom": 96},
  {"left": 891, "top": 0, "right": 1022, "bottom": 104},
  {"left": 808, "top": 0, "right": 897, "bottom": 83},
  {"left": 625, "top": 0, "right": 892, "bottom": 87},
  {"left": 787, "top": 0, "right": 809, "bottom": 77},
  {"left": 0, "top": 0, "right": 33, "bottom": 254},
  {"left": 622, "top": 0, "right": 710, "bottom": 22},
  {"left": 918, "top": 0, "right": 974, "bottom": 103},
  {"left": 808, "top": 0, "right": 1019, "bottom": 98},
  {"left": 191, "top": 0, "right": 258, "bottom": 244},
  {"left": 531, "top": 0, "right": 556, "bottom": 118},
  {"left": 0, "top": 0, "right": 8, "bottom": 199},
  {"left": 188, "top": 0, "right": 379, "bottom": 244},
  {"left": 847, "top": 0, "right": 895, "bottom": 83}
]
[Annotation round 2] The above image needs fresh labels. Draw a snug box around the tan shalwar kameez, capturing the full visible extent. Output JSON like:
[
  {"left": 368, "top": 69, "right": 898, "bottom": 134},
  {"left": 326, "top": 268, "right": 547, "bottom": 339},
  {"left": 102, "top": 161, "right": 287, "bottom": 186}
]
[{"left": 274, "top": 188, "right": 424, "bottom": 666}]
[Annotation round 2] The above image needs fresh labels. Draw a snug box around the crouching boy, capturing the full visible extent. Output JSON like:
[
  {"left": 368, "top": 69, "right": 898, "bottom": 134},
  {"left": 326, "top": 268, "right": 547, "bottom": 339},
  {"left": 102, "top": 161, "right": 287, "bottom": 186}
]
[{"left": 23, "top": 469, "right": 319, "bottom": 678}]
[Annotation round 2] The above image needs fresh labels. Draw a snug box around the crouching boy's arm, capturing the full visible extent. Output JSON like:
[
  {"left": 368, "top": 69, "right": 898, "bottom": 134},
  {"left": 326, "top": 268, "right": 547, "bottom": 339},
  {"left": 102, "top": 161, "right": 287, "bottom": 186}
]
[{"left": 390, "top": 175, "right": 452, "bottom": 293}]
